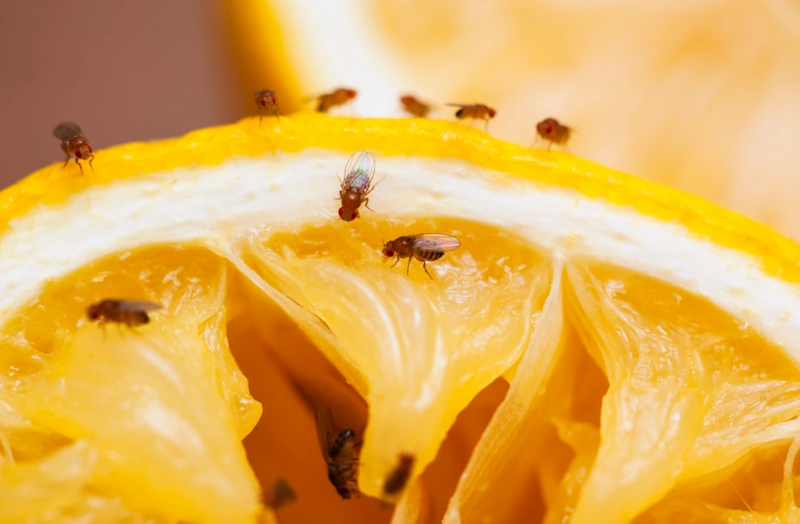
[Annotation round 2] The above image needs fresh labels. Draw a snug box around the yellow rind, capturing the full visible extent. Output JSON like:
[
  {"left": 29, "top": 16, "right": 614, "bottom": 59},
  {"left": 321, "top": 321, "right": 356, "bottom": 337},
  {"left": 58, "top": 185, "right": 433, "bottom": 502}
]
[{"left": 3, "top": 113, "right": 800, "bottom": 285}]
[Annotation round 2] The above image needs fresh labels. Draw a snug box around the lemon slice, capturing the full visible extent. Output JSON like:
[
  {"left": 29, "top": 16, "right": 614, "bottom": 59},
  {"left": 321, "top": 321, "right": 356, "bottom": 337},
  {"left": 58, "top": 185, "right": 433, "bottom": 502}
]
[{"left": 2, "top": 114, "right": 800, "bottom": 523}]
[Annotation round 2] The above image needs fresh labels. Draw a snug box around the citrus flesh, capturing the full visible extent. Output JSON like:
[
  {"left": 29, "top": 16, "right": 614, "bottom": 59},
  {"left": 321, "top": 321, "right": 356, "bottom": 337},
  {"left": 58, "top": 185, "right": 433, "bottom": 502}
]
[{"left": 1, "top": 115, "right": 800, "bottom": 523}]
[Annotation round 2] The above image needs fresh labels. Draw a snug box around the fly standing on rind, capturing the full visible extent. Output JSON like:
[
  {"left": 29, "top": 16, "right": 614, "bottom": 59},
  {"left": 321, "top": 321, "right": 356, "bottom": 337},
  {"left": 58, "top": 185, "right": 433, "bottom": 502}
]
[
  {"left": 254, "top": 90, "right": 281, "bottom": 125},
  {"left": 446, "top": 103, "right": 496, "bottom": 132},
  {"left": 315, "top": 88, "right": 357, "bottom": 113},
  {"left": 536, "top": 117, "right": 572, "bottom": 149},
  {"left": 53, "top": 122, "right": 94, "bottom": 174},
  {"left": 400, "top": 95, "right": 431, "bottom": 118}
]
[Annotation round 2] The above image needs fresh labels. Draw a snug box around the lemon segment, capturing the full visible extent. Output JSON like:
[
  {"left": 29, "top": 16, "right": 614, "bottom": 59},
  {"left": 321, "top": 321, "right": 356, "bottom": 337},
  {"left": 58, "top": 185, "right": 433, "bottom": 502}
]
[
  {"left": 0, "top": 248, "right": 262, "bottom": 523},
  {"left": 443, "top": 262, "right": 565, "bottom": 523},
  {"left": 250, "top": 218, "right": 552, "bottom": 498}
]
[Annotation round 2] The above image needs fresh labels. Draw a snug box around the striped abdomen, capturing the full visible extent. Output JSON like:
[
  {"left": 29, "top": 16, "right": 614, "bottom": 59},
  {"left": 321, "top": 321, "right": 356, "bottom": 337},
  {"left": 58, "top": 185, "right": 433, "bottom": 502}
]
[{"left": 414, "top": 250, "right": 445, "bottom": 262}]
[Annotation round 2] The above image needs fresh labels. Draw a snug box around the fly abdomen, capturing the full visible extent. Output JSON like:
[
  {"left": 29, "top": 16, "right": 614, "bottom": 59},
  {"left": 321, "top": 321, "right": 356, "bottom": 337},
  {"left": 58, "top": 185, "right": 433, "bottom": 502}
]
[
  {"left": 330, "top": 429, "right": 356, "bottom": 457},
  {"left": 416, "top": 250, "right": 445, "bottom": 262}
]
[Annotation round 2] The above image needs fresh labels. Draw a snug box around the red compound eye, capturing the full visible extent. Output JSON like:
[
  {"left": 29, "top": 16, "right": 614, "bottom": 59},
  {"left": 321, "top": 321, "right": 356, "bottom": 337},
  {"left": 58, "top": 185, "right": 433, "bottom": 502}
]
[
  {"left": 88, "top": 145, "right": 93, "bottom": 152},
  {"left": 351, "top": 211, "right": 358, "bottom": 220},
  {"left": 271, "top": 96, "right": 277, "bottom": 103},
  {"left": 384, "top": 248, "right": 395, "bottom": 257},
  {"left": 338, "top": 207, "right": 345, "bottom": 218},
  {"left": 74, "top": 150, "right": 83, "bottom": 158}
]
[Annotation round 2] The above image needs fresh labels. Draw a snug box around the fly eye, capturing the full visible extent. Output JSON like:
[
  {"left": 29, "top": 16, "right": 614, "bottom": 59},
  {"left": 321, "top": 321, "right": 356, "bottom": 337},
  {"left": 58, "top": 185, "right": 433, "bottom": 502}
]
[
  {"left": 351, "top": 211, "right": 358, "bottom": 220},
  {"left": 338, "top": 207, "right": 344, "bottom": 218},
  {"left": 271, "top": 96, "right": 277, "bottom": 103},
  {"left": 87, "top": 145, "right": 93, "bottom": 152},
  {"left": 384, "top": 248, "right": 395, "bottom": 257},
  {"left": 74, "top": 150, "right": 83, "bottom": 158}
]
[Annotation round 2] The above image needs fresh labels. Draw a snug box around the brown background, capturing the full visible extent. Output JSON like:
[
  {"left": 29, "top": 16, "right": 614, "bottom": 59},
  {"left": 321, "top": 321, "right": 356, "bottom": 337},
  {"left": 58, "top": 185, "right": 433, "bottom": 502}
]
[{"left": 0, "top": 0, "right": 244, "bottom": 186}]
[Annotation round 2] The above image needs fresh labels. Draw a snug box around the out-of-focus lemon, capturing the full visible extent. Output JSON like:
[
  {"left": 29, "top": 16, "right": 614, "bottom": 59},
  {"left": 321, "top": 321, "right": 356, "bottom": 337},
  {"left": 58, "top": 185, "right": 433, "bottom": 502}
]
[
  {"left": 224, "top": 0, "right": 800, "bottom": 241},
  {"left": 2, "top": 114, "right": 800, "bottom": 523}
]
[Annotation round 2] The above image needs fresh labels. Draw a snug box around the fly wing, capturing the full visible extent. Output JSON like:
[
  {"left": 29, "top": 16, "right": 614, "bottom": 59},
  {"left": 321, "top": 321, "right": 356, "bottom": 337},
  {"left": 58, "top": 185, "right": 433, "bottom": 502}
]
[
  {"left": 53, "top": 122, "right": 83, "bottom": 141},
  {"left": 116, "top": 300, "right": 163, "bottom": 312},
  {"left": 315, "top": 406, "right": 336, "bottom": 462},
  {"left": 411, "top": 234, "right": 461, "bottom": 252},
  {"left": 342, "top": 151, "right": 375, "bottom": 191}
]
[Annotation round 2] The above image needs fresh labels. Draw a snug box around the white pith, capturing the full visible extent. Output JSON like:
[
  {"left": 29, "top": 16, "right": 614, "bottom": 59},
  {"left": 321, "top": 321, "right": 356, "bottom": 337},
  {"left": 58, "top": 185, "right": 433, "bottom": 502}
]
[{"left": 1, "top": 149, "right": 799, "bottom": 361}]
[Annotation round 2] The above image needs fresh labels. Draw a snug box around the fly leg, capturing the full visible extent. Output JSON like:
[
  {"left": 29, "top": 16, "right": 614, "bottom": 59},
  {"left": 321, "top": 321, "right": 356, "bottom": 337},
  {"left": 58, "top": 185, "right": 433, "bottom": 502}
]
[
  {"left": 422, "top": 261, "right": 433, "bottom": 280},
  {"left": 60, "top": 143, "right": 71, "bottom": 167},
  {"left": 406, "top": 256, "right": 413, "bottom": 275},
  {"left": 363, "top": 197, "right": 374, "bottom": 212},
  {"left": 390, "top": 256, "right": 401, "bottom": 268}
]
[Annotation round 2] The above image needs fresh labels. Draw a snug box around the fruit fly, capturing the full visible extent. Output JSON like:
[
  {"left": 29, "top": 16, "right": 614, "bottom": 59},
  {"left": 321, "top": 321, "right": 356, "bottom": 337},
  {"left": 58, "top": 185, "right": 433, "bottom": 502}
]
[
  {"left": 315, "top": 406, "right": 360, "bottom": 499},
  {"left": 254, "top": 89, "right": 281, "bottom": 124},
  {"left": 53, "top": 122, "right": 94, "bottom": 173},
  {"left": 383, "top": 453, "right": 414, "bottom": 497},
  {"left": 338, "top": 150, "right": 377, "bottom": 222},
  {"left": 316, "top": 88, "right": 357, "bottom": 113},
  {"left": 262, "top": 478, "right": 297, "bottom": 510},
  {"left": 86, "top": 299, "right": 162, "bottom": 328},
  {"left": 536, "top": 117, "right": 572, "bottom": 148},
  {"left": 400, "top": 95, "right": 430, "bottom": 118},
  {"left": 447, "top": 103, "right": 496, "bottom": 131},
  {"left": 382, "top": 234, "right": 461, "bottom": 279}
]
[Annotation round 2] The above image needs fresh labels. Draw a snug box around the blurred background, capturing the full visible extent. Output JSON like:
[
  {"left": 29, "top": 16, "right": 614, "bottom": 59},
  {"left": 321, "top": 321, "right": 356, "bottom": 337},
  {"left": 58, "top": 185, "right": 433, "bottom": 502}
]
[{"left": 1, "top": 0, "right": 799, "bottom": 237}]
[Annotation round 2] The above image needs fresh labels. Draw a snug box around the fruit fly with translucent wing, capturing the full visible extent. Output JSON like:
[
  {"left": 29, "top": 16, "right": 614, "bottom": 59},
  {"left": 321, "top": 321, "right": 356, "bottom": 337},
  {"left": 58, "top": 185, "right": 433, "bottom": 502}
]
[
  {"left": 536, "top": 117, "right": 572, "bottom": 148},
  {"left": 382, "top": 234, "right": 461, "bottom": 279},
  {"left": 254, "top": 89, "right": 281, "bottom": 124},
  {"left": 86, "top": 299, "right": 162, "bottom": 328},
  {"left": 316, "top": 406, "right": 360, "bottom": 499},
  {"left": 262, "top": 477, "right": 297, "bottom": 510},
  {"left": 383, "top": 453, "right": 414, "bottom": 497},
  {"left": 400, "top": 95, "right": 430, "bottom": 118},
  {"left": 447, "top": 103, "right": 496, "bottom": 131},
  {"left": 53, "top": 122, "right": 94, "bottom": 173},
  {"left": 338, "top": 150, "right": 378, "bottom": 222},
  {"left": 316, "top": 88, "right": 357, "bottom": 113}
]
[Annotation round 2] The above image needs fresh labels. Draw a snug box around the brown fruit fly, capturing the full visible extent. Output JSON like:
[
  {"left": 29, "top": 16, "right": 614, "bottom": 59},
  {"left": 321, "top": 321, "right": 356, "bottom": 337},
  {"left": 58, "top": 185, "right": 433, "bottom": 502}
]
[
  {"left": 316, "top": 88, "right": 357, "bottom": 113},
  {"left": 53, "top": 122, "right": 94, "bottom": 173},
  {"left": 536, "top": 117, "right": 572, "bottom": 148},
  {"left": 338, "top": 150, "right": 377, "bottom": 222},
  {"left": 447, "top": 103, "right": 496, "bottom": 131},
  {"left": 383, "top": 453, "right": 414, "bottom": 497},
  {"left": 86, "top": 299, "right": 162, "bottom": 328},
  {"left": 254, "top": 89, "right": 281, "bottom": 124},
  {"left": 400, "top": 95, "right": 430, "bottom": 118},
  {"left": 315, "top": 406, "right": 360, "bottom": 499},
  {"left": 382, "top": 234, "right": 461, "bottom": 279},
  {"left": 262, "top": 477, "right": 297, "bottom": 510}
]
